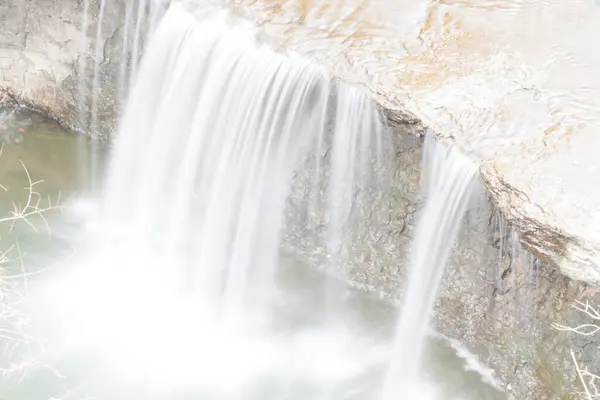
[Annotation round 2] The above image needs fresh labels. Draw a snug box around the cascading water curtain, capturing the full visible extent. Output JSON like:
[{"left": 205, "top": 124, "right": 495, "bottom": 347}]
[{"left": 381, "top": 135, "right": 477, "bottom": 399}]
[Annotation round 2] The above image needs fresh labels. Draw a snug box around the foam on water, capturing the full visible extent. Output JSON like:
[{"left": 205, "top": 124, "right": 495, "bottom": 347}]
[
  {"left": 31, "top": 4, "right": 391, "bottom": 397},
  {"left": 16, "top": 4, "right": 500, "bottom": 400},
  {"left": 101, "top": 6, "right": 328, "bottom": 315}
]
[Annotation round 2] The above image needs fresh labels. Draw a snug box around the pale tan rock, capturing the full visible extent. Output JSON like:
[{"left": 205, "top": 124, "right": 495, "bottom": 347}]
[{"left": 3, "top": 0, "right": 600, "bottom": 398}]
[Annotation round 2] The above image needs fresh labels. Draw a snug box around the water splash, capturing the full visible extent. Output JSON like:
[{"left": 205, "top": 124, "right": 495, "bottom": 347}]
[
  {"left": 27, "top": 3, "right": 503, "bottom": 399},
  {"left": 381, "top": 135, "right": 478, "bottom": 399},
  {"left": 35, "top": 6, "right": 391, "bottom": 389},
  {"left": 102, "top": 6, "right": 328, "bottom": 314}
]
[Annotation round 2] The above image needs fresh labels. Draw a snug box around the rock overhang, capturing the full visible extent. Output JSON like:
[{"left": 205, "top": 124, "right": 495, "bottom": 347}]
[
  {"left": 2, "top": 0, "right": 599, "bottom": 285},
  {"left": 174, "top": 0, "right": 600, "bottom": 285},
  {"left": 2, "top": 1, "right": 600, "bottom": 397}
]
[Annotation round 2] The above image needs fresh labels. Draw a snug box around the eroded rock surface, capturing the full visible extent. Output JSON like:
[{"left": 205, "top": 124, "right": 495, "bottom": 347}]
[
  {"left": 173, "top": 4, "right": 599, "bottom": 395},
  {"left": 2, "top": 0, "right": 600, "bottom": 398},
  {"left": 282, "top": 112, "right": 600, "bottom": 399},
  {"left": 0, "top": 0, "right": 167, "bottom": 139},
  {"left": 190, "top": 0, "right": 600, "bottom": 288}
]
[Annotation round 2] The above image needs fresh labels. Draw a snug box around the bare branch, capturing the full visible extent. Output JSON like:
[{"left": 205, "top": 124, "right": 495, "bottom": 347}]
[
  {"left": 0, "top": 159, "right": 63, "bottom": 233},
  {"left": 553, "top": 322, "right": 600, "bottom": 337},
  {"left": 0, "top": 149, "right": 64, "bottom": 392},
  {"left": 573, "top": 300, "right": 600, "bottom": 321},
  {"left": 555, "top": 302, "right": 600, "bottom": 399}
]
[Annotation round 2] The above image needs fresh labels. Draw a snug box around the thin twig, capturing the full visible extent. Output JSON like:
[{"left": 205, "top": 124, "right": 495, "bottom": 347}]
[
  {"left": 554, "top": 302, "right": 600, "bottom": 399},
  {"left": 0, "top": 150, "right": 63, "bottom": 388}
]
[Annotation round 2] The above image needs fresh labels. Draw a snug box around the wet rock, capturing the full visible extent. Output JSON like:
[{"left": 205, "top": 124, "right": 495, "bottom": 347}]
[
  {"left": 2, "top": 0, "right": 600, "bottom": 399},
  {"left": 0, "top": 0, "right": 168, "bottom": 139},
  {"left": 283, "top": 120, "right": 598, "bottom": 398}
]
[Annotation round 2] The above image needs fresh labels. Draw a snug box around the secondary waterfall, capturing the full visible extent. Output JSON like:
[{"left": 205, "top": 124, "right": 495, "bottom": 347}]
[{"left": 381, "top": 136, "right": 477, "bottom": 398}]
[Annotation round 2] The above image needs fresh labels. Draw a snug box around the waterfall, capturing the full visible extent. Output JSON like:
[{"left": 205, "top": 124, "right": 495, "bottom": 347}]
[
  {"left": 34, "top": 5, "right": 389, "bottom": 390},
  {"left": 76, "top": 0, "right": 91, "bottom": 192},
  {"left": 100, "top": 3, "right": 389, "bottom": 317},
  {"left": 381, "top": 135, "right": 477, "bottom": 398},
  {"left": 31, "top": 3, "right": 492, "bottom": 398},
  {"left": 103, "top": 5, "right": 326, "bottom": 313}
]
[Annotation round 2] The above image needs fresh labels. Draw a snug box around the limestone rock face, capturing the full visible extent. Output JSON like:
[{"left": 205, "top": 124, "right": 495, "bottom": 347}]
[
  {"left": 200, "top": 0, "right": 600, "bottom": 288},
  {"left": 178, "top": 4, "right": 599, "bottom": 396},
  {"left": 282, "top": 115, "right": 600, "bottom": 399},
  {"left": 2, "top": 0, "right": 600, "bottom": 398},
  {"left": 175, "top": 2, "right": 600, "bottom": 398},
  {"left": 0, "top": 0, "right": 168, "bottom": 139}
]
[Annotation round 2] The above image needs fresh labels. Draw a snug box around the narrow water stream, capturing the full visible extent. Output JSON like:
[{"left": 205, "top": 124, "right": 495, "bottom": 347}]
[{"left": 0, "top": 110, "right": 504, "bottom": 399}]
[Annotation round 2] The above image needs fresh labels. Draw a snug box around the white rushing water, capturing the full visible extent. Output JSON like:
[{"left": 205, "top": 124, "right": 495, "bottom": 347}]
[
  {"left": 32, "top": 4, "right": 396, "bottom": 397},
  {"left": 18, "top": 4, "right": 502, "bottom": 400},
  {"left": 103, "top": 5, "right": 326, "bottom": 315},
  {"left": 381, "top": 135, "right": 478, "bottom": 399}
]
